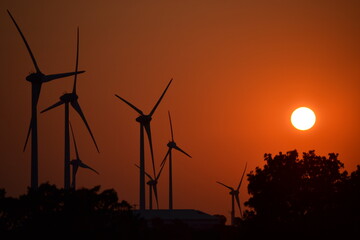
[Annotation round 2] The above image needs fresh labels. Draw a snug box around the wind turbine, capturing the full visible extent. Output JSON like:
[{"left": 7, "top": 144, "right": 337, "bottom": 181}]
[
  {"left": 135, "top": 162, "right": 165, "bottom": 210},
  {"left": 216, "top": 162, "right": 247, "bottom": 226},
  {"left": 115, "top": 79, "right": 172, "bottom": 210},
  {"left": 7, "top": 10, "right": 84, "bottom": 190},
  {"left": 41, "top": 28, "right": 99, "bottom": 190},
  {"left": 160, "top": 111, "right": 191, "bottom": 210},
  {"left": 70, "top": 123, "right": 99, "bottom": 190}
]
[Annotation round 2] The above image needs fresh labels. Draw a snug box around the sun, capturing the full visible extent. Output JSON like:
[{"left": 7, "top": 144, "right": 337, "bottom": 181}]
[{"left": 291, "top": 107, "right": 316, "bottom": 131}]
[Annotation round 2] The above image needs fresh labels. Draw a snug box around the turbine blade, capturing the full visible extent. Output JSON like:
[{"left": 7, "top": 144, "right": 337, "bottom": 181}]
[
  {"left": 70, "top": 100, "right": 99, "bottom": 153},
  {"left": 23, "top": 118, "right": 32, "bottom": 152},
  {"left": 168, "top": 111, "right": 174, "bottom": 141},
  {"left": 143, "top": 122, "right": 156, "bottom": 177},
  {"left": 160, "top": 148, "right": 171, "bottom": 167},
  {"left": 7, "top": 10, "right": 40, "bottom": 73},
  {"left": 149, "top": 78, "right": 173, "bottom": 117},
  {"left": 74, "top": 165, "right": 79, "bottom": 175},
  {"left": 73, "top": 27, "right": 79, "bottom": 94},
  {"left": 79, "top": 161, "right": 99, "bottom": 175},
  {"left": 235, "top": 193, "right": 243, "bottom": 218},
  {"left": 114, "top": 94, "right": 144, "bottom": 115},
  {"left": 156, "top": 157, "right": 167, "bottom": 180},
  {"left": 42, "top": 71, "right": 85, "bottom": 82},
  {"left": 69, "top": 122, "right": 80, "bottom": 160},
  {"left": 134, "top": 164, "right": 153, "bottom": 180},
  {"left": 216, "top": 181, "right": 233, "bottom": 191},
  {"left": 32, "top": 83, "right": 42, "bottom": 108},
  {"left": 153, "top": 184, "right": 159, "bottom": 210},
  {"left": 236, "top": 162, "right": 248, "bottom": 191},
  {"left": 71, "top": 164, "right": 76, "bottom": 189},
  {"left": 155, "top": 172, "right": 162, "bottom": 182},
  {"left": 40, "top": 100, "right": 64, "bottom": 114},
  {"left": 71, "top": 160, "right": 79, "bottom": 176},
  {"left": 173, "top": 145, "right": 192, "bottom": 158}
]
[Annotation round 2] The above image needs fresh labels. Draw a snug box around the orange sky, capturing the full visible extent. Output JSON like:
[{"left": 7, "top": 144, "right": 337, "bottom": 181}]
[{"left": 1, "top": 0, "right": 360, "bottom": 222}]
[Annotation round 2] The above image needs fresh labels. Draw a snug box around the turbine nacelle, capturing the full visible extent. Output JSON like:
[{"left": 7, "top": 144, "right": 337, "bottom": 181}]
[
  {"left": 167, "top": 141, "right": 177, "bottom": 149},
  {"left": 60, "top": 92, "right": 78, "bottom": 103},
  {"left": 147, "top": 179, "right": 158, "bottom": 185},
  {"left": 136, "top": 115, "right": 152, "bottom": 123},
  {"left": 26, "top": 72, "right": 43, "bottom": 83},
  {"left": 70, "top": 159, "right": 81, "bottom": 165},
  {"left": 230, "top": 190, "right": 239, "bottom": 195}
]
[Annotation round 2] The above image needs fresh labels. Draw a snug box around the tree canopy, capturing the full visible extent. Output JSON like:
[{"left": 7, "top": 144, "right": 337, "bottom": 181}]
[
  {"left": 0, "top": 183, "right": 138, "bottom": 238},
  {"left": 1, "top": 150, "right": 360, "bottom": 237},
  {"left": 244, "top": 150, "right": 360, "bottom": 236}
]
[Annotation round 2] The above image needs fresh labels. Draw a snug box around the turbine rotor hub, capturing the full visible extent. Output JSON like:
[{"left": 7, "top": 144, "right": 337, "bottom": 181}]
[
  {"left": 229, "top": 190, "right": 238, "bottom": 195},
  {"left": 70, "top": 159, "right": 79, "bottom": 165},
  {"left": 147, "top": 179, "right": 157, "bottom": 185},
  {"left": 167, "top": 141, "right": 176, "bottom": 148},
  {"left": 60, "top": 93, "right": 78, "bottom": 102},
  {"left": 136, "top": 115, "right": 151, "bottom": 123},
  {"left": 26, "top": 72, "right": 43, "bottom": 83}
]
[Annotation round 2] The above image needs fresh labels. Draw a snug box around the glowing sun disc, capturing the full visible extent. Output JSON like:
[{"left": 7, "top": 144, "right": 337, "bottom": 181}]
[{"left": 291, "top": 107, "right": 316, "bottom": 131}]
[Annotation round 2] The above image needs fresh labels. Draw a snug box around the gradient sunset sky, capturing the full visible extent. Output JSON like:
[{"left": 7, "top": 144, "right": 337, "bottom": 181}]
[{"left": 1, "top": 0, "right": 359, "bottom": 221}]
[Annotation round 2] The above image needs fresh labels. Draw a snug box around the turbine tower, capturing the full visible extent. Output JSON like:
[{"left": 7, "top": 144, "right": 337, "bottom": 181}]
[
  {"left": 135, "top": 163, "right": 165, "bottom": 210},
  {"left": 41, "top": 28, "right": 99, "bottom": 190},
  {"left": 161, "top": 111, "right": 191, "bottom": 210},
  {"left": 7, "top": 10, "right": 84, "bottom": 189},
  {"left": 70, "top": 123, "right": 99, "bottom": 190},
  {"left": 115, "top": 79, "right": 172, "bottom": 210},
  {"left": 216, "top": 162, "right": 247, "bottom": 226}
]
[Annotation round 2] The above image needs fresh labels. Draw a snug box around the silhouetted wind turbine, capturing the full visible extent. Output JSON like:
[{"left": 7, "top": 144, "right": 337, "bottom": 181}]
[
  {"left": 135, "top": 163, "right": 165, "bottom": 210},
  {"left": 161, "top": 111, "right": 191, "bottom": 210},
  {"left": 216, "top": 162, "right": 247, "bottom": 226},
  {"left": 41, "top": 28, "right": 99, "bottom": 190},
  {"left": 70, "top": 123, "right": 99, "bottom": 190},
  {"left": 115, "top": 79, "right": 172, "bottom": 210},
  {"left": 7, "top": 10, "right": 85, "bottom": 190}
]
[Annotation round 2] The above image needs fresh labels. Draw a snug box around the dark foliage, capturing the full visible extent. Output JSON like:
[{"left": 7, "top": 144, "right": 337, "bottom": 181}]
[
  {"left": 243, "top": 150, "right": 360, "bottom": 236},
  {"left": 0, "top": 183, "right": 140, "bottom": 238},
  {"left": 0, "top": 184, "right": 228, "bottom": 239},
  {"left": 2, "top": 150, "right": 360, "bottom": 238}
]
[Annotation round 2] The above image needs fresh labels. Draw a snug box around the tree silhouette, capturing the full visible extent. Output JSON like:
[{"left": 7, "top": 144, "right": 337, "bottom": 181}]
[
  {"left": 243, "top": 150, "right": 359, "bottom": 236},
  {"left": 2, "top": 152, "right": 360, "bottom": 237},
  {"left": 0, "top": 189, "right": 23, "bottom": 232},
  {"left": 0, "top": 183, "right": 139, "bottom": 237}
]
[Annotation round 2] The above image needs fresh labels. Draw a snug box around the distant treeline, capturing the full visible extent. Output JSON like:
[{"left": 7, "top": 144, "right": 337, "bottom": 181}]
[
  {"left": 0, "top": 184, "right": 141, "bottom": 238},
  {"left": 1, "top": 150, "right": 360, "bottom": 238},
  {"left": 0, "top": 184, "right": 232, "bottom": 239}
]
